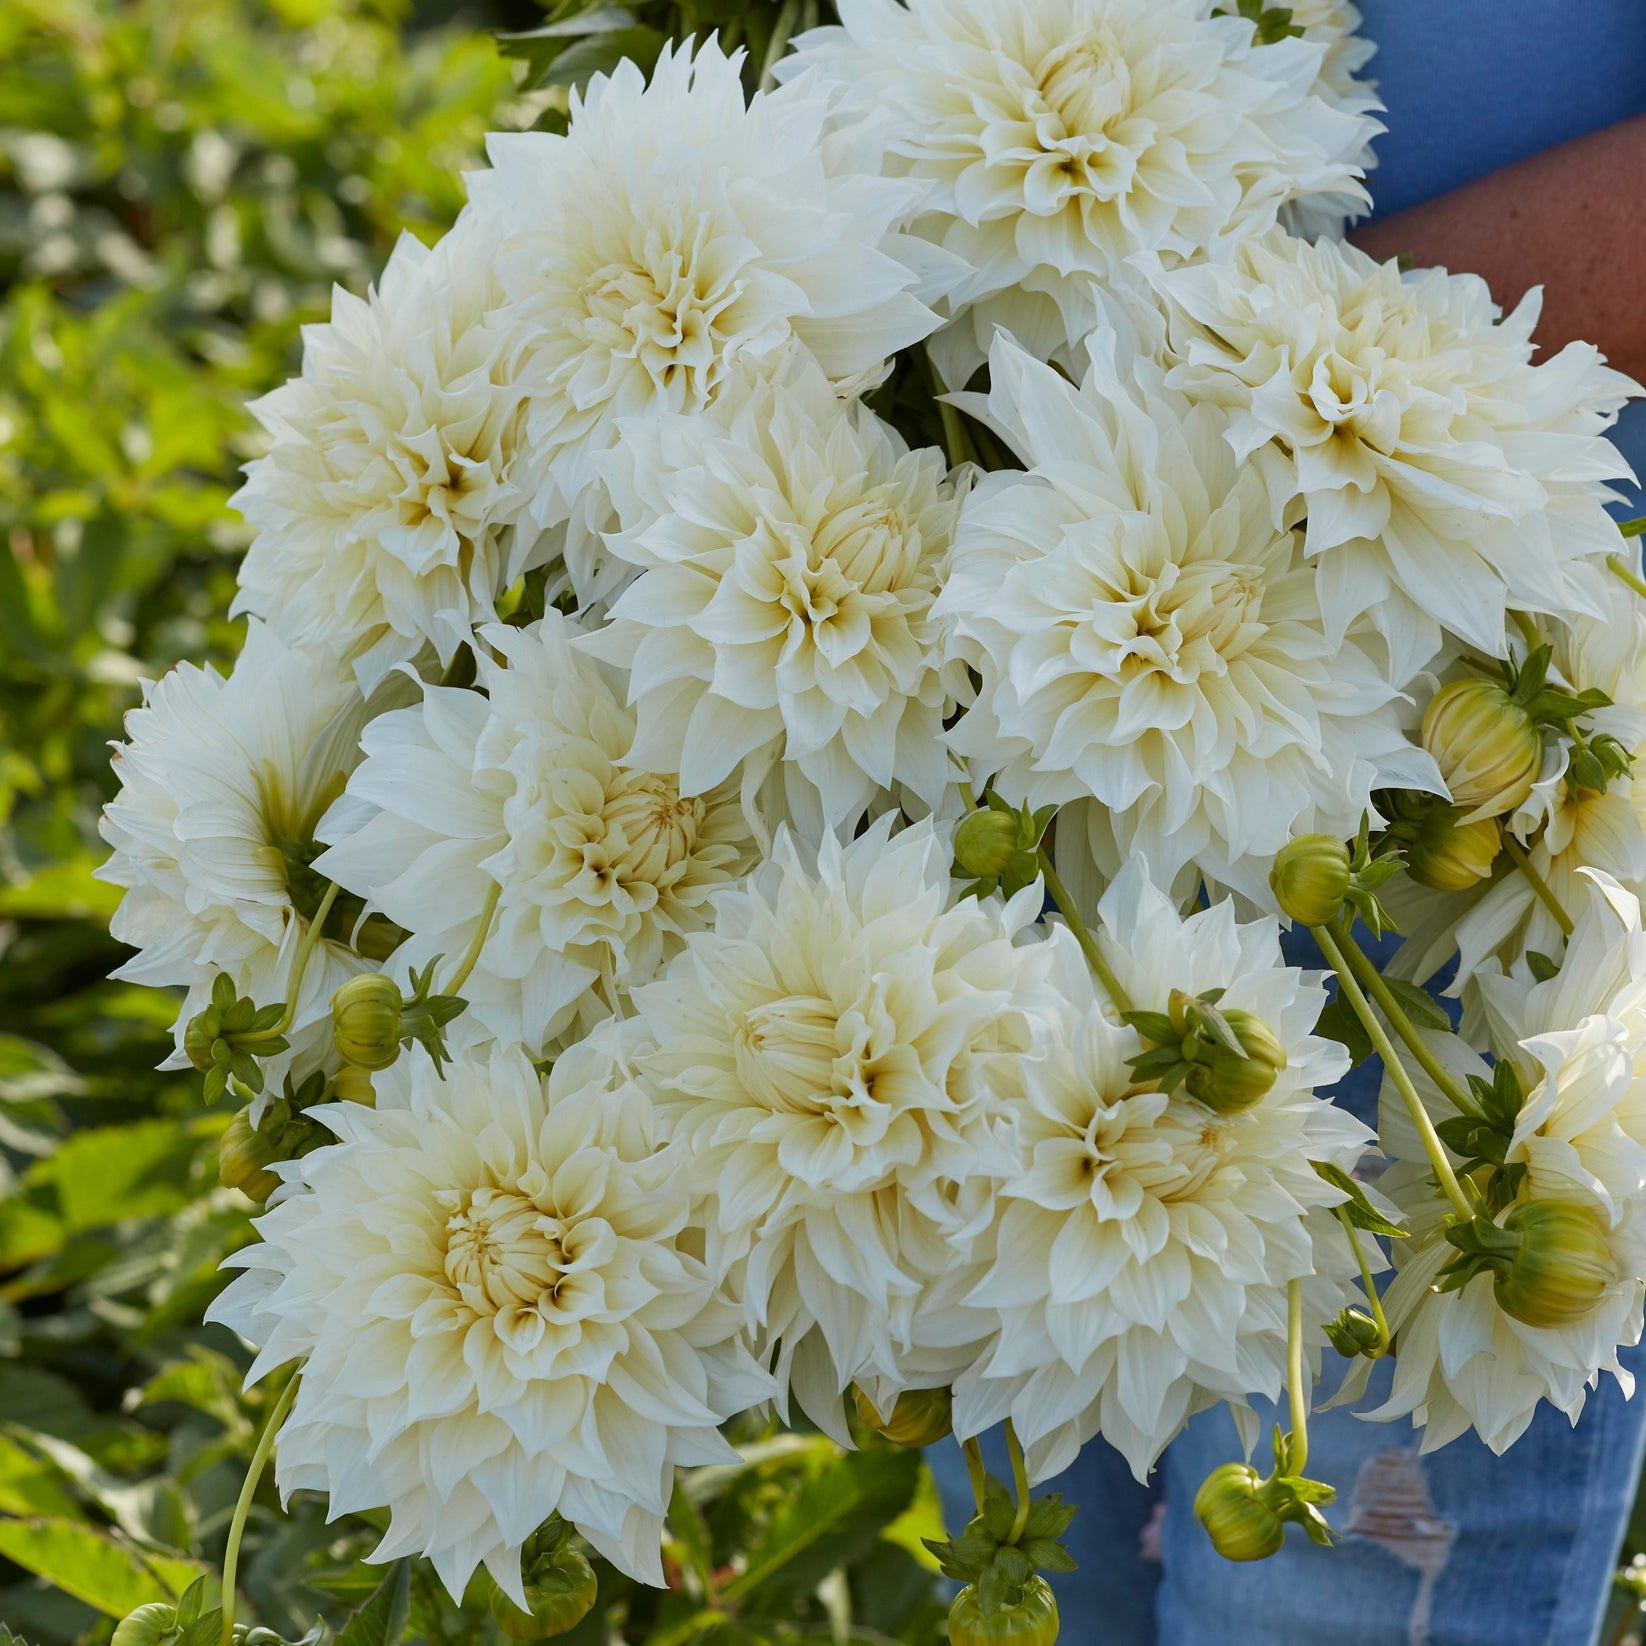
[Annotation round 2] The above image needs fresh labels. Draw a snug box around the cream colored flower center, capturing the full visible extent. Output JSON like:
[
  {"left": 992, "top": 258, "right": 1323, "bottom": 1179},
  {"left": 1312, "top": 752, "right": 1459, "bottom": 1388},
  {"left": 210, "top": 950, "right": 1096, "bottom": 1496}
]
[
  {"left": 443, "top": 1186, "right": 566, "bottom": 1315},
  {"left": 735, "top": 995, "right": 841, "bottom": 1115},
  {"left": 576, "top": 238, "right": 737, "bottom": 411},
  {"left": 600, "top": 772, "right": 708, "bottom": 886},
  {"left": 1108, "top": 557, "right": 1265, "bottom": 682},
  {"left": 1035, "top": 32, "right": 1130, "bottom": 138}
]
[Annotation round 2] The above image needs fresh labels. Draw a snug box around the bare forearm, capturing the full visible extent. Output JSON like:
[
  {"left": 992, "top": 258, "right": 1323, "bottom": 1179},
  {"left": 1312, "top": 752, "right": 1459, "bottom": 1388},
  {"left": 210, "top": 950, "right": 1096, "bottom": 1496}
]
[{"left": 1351, "top": 114, "right": 1646, "bottom": 383}]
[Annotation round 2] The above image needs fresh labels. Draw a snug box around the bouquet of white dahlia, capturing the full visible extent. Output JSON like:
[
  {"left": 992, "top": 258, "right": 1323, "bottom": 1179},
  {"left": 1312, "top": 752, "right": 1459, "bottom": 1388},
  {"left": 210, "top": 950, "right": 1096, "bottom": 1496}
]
[{"left": 97, "top": 1, "right": 1646, "bottom": 1640}]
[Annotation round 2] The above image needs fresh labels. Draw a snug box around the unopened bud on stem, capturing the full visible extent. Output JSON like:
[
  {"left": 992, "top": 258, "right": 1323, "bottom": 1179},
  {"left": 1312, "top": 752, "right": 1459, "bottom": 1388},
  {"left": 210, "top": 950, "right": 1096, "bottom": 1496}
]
[
  {"left": 1270, "top": 835, "right": 1351, "bottom": 927},
  {"left": 853, "top": 1384, "right": 953, "bottom": 1448},
  {"left": 218, "top": 1107, "right": 282, "bottom": 1202},
  {"left": 332, "top": 973, "right": 404, "bottom": 1070},
  {"left": 1422, "top": 678, "right": 1542, "bottom": 820}
]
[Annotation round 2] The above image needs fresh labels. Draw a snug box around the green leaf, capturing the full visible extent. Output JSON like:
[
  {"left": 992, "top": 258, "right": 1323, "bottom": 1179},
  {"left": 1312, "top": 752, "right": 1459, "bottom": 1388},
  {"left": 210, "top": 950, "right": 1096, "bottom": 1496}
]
[
  {"left": 1311, "top": 1160, "right": 1407, "bottom": 1238},
  {"left": 0, "top": 1519, "right": 201, "bottom": 1619},
  {"left": 1315, "top": 994, "right": 1373, "bottom": 1068},
  {"left": 1526, "top": 950, "right": 1562, "bottom": 983},
  {"left": 723, "top": 1448, "right": 920, "bottom": 1605},
  {"left": 0, "top": 1434, "right": 81, "bottom": 1519},
  {"left": 1378, "top": 976, "right": 1451, "bottom": 1033},
  {"left": 335, "top": 1560, "right": 411, "bottom": 1646},
  {"left": 26, "top": 1118, "right": 203, "bottom": 1233}
]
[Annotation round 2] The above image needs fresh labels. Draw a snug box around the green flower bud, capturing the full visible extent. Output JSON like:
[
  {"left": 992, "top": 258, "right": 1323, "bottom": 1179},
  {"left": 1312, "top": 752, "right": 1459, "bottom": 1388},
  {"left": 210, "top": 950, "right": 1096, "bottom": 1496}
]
[
  {"left": 1324, "top": 1306, "right": 1384, "bottom": 1358},
  {"left": 218, "top": 1107, "right": 283, "bottom": 1202},
  {"left": 1422, "top": 678, "right": 1543, "bottom": 820},
  {"left": 853, "top": 1384, "right": 953, "bottom": 1448},
  {"left": 112, "top": 1603, "right": 177, "bottom": 1646},
  {"left": 331, "top": 973, "right": 404, "bottom": 1070},
  {"left": 330, "top": 1063, "right": 377, "bottom": 1106},
  {"left": 1269, "top": 835, "right": 1351, "bottom": 927},
  {"left": 1183, "top": 1009, "right": 1286, "bottom": 1116},
  {"left": 1193, "top": 1463, "right": 1285, "bottom": 1563},
  {"left": 1493, "top": 1200, "right": 1614, "bottom": 1329},
  {"left": 183, "top": 1009, "right": 220, "bottom": 1074},
  {"left": 489, "top": 1552, "right": 598, "bottom": 1640},
  {"left": 954, "top": 809, "right": 1026, "bottom": 882},
  {"left": 947, "top": 1575, "right": 1059, "bottom": 1646},
  {"left": 1403, "top": 812, "right": 1501, "bottom": 893}
]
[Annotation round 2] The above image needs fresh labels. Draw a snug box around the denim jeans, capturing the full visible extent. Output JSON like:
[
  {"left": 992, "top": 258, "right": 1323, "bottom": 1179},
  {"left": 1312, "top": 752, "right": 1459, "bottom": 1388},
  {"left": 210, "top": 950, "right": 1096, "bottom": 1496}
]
[{"left": 931, "top": 1344, "right": 1646, "bottom": 1645}]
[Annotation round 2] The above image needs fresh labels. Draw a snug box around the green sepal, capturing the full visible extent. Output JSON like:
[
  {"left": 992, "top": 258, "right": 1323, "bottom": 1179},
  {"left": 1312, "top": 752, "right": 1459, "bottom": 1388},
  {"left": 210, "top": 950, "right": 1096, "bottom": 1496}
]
[{"left": 1311, "top": 1160, "right": 1407, "bottom": 1239}]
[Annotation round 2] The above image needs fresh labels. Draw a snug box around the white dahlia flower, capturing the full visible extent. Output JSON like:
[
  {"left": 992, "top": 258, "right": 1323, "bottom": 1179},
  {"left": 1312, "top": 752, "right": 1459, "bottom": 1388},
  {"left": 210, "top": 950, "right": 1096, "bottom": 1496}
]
[
  {"left": 936, "top": 332, "right": 1438, "bottom": 907},
  {"left": 1159, "top": 231, "right": 1641, "bottom": 682},
  {"left": 98, "top": 622, "right": 377, "bottom": 1083},
  {"left": 1356, "top": 876, "right": 1646, "bottom": 1452},
  {"left": 468, "top": 37, "right": 940, "bottom": 604},
  {"left": 315, "top": 615, "right": 756, "bottom": 1058},
  {"left": 781, "top": 0, "right": 1374, "bottom": 388},
  {"left": 578, "top": 350, "right": 968, "bottom": 839},
  {"left": 232, "top": 217, "right": 543, "bottom": 693},
  {"left": 952, "top": 859, "right": 1374, "bottom": 1482},
  {"left": 208, "top": 1042, "right": 770, "bottom": 1598},
  {"left": 613, "top": 816, "right": 1070, "bottom": 1438}
]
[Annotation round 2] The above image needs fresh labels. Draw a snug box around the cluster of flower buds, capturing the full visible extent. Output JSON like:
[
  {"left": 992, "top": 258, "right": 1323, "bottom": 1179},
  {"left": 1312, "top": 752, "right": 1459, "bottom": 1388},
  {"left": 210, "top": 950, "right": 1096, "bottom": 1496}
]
[
  {"left": 184, "top": 974, "right": 289, "bottom": 1104},
  {"left": 112, "top": 1577, "right": 321, "bottom": 1646},
  {"left": 1269, "top": 820, "right": 1401, "bottom": 935},
  {"left": 925, "top": 1476, "right": 1075, "bottom": 1646},
  {"left": 1123, "top": 989, "right": 1286, "bottom": 1116},
  {"left": 1193, "top": 1426, "right": 1336, "bottom": 1563},
  {"left": 853, "top": 1384, "right": 955, "bottom": 1448},
  {"left": 952, "top": 794, "right": 1059, "bottom": 898},
  {"left": 488, "top": 1517, "right": 598, "bottom": 1640}
]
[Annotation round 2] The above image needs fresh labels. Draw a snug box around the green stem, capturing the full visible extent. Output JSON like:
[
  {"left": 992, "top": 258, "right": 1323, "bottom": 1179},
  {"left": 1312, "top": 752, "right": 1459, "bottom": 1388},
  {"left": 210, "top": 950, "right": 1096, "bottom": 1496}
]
[
  {"left": 1336, "top": 1204, "right": 1390, "bottom": 1359},
  {"left": 1328, "top": 917, "right": 1475, "bottom": 1119},
  {"left": 244, "top": 883, "right": 340, "bottom": 1043},
  {"left": 756, "top": 0, "right": 799, "bottom": 90},
  {"left": 1313, "top": 923, "right": 1473, "bottom": 1221},
  {"left": 1004, "top": 1419, "right": 1031, "bottom": 1545},
  {"left": 1509, "top": 608, "right": 1541, "bottom": 652},
  {"left": 444, "top": 881, "right": 501, "bottom": 997},
  {"left": 962, "top": 1436, "right": 987, "bottom": 1517},
  {"left": 1610, "top": 554, "right": 1646, "bottom": 600},
  {"left": 1036, "top": 848, "right": 1133, "bottom": 1015},
  {"left": 937, "top": 400, "right": 977, "bottom": 470},
  {"left": 1285, "top": 1278, "right": 1309, "bottom": 1476},
  {"left": 1500, "top": 835, "right": 1574, "bottom": 937},
  {"left": 220, "top": 1375, "right": 299, "bottom": 1646}
]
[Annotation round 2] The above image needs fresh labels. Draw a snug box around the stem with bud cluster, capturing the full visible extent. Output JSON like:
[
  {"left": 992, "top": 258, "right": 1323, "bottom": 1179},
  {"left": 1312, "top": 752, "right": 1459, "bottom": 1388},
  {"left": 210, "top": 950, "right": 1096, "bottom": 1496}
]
[
  {"left": 1336, "top": 1205, "right": 1391, "bottom": 1358},
  {"left": 1285, "top": 1279, "right": 1309, "bottom": 1476},
  {"left": 1312, "top": 923, "right": 1473, "bottom": 1221},
  {"left": 445, "top": 880, "right": 501, "bottom": 997},
  {"left": 220, "top": 1375, "right": 299, "bottom": 1646},
  {"left": 242, "top": 882, "right": 339, "bottom": 1045},
  {"left": 1036, "top": 848, "right": 1134, "bottom": 1015}
]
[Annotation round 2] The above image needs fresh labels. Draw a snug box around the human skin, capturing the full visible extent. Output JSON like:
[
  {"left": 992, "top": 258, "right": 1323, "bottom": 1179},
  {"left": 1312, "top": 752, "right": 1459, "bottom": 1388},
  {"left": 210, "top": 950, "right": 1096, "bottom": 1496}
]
[{"left": 1350, "top": 114, "right": 1646, "bottom": 383}]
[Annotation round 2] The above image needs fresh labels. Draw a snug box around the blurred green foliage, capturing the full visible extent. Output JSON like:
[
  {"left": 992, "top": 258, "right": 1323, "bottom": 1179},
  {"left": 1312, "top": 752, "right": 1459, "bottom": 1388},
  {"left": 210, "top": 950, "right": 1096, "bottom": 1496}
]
[{"left": 0, "top": 2, "right": 946, "bottom": 1643}]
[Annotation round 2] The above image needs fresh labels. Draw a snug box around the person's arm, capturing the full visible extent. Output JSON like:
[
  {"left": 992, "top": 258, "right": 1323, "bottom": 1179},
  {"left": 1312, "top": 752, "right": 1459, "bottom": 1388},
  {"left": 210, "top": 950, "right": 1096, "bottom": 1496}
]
[{"left": 1350, "top": 114, "right": 1646, "bottom": 383}]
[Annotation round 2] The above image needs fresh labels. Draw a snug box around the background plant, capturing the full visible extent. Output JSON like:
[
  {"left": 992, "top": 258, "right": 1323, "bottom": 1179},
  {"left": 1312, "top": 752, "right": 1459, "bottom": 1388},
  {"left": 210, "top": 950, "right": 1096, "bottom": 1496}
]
[{"left": 0, "top": 3, "right": 947, "bottom": 1643}]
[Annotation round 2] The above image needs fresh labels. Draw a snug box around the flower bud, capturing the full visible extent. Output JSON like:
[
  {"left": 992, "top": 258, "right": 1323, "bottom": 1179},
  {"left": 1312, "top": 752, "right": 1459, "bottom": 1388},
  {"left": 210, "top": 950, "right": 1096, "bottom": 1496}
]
[
  {"left": 947, "top": 1575, "right": 1059, "bottom": 1646},
  {"left": 1422, "top": 678, "right": 1542, "bottom": 820},
  {"left": 1184, "top": 1009, "right": 1286, "bottom": 1116},
  {"left": 1269, "top": 835, "right": 1351, "bottom": 927},
  {"left": 953, "top": 809, "right": 1026, "bottom": 882},
  {"left": 183, "top": 1009, "right": 219, "bottom": 1074},
  {"left": 1493, "top": 1200, "right": 1614, "bottom": 1329},
  {"left": 1324, "top": 1306, "right": 1383, "bottom": 1358},
  {"left": 489, "top": 1552, "right": 598, "bottom": 1640},
  {"left": 330, "top": 1063, "right": 377, "bottom": 1106},
  {"left": 218, "top": 1107, "right": 282, "bottom": 1202},
  {"left": 1193, "top": 1462, "right": 1285, "bottom": 1563},
  {"left": 112, "top": 1603, "right": 177, "bottom": 1646},
  {"left": 853, "top": 1384, "right": 953, "bottom": 1448},
  {"left": 331, "top": 973, "right": 404, "bottom": 1070},
  {"left": 1403, "top": 812, "right": 1500, "bottom": 893}
]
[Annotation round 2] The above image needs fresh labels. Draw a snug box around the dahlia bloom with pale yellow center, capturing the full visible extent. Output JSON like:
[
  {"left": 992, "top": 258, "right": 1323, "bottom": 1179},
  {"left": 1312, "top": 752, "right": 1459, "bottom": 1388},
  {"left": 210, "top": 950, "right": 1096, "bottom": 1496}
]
[
  {"left": 207, "top": 1042, "right": 771, "bottom": 1599},
  {"left": 1159, "top": 230, "right": 1640, "bottom": 682},
  {"left": 609, "top": 817, "right": 1072, "bottom": 1439},
  {"left": 781, "top": 0, "right": 1374, "bottom": 387},
  {"left": 467, "top": 37, "right": 941, "bottom": 604},
  {"left": 937, "top": 332, "right": 1438, "bottom": 906},
  {"left": 579, "top": 350, "right": 968, "bottom": 839},
  {"left": 948, "top": 860, "right": 1373, "bottom": 1482},
  {"left": 97, "top": 621, "right": 376, "bottom": 1089},
  {"left": 232, "top": 217, "right": 544, "bottom": 694},
  {"left": 315, "top": 614, "right": 756, "bottom": 1058}
]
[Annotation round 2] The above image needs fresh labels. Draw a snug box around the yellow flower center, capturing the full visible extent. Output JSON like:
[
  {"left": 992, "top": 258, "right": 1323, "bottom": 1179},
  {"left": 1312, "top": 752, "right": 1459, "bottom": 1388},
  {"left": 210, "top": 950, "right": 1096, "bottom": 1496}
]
[{"left": 442, "top": 1186, "right": 565, "bottom": 1315}]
